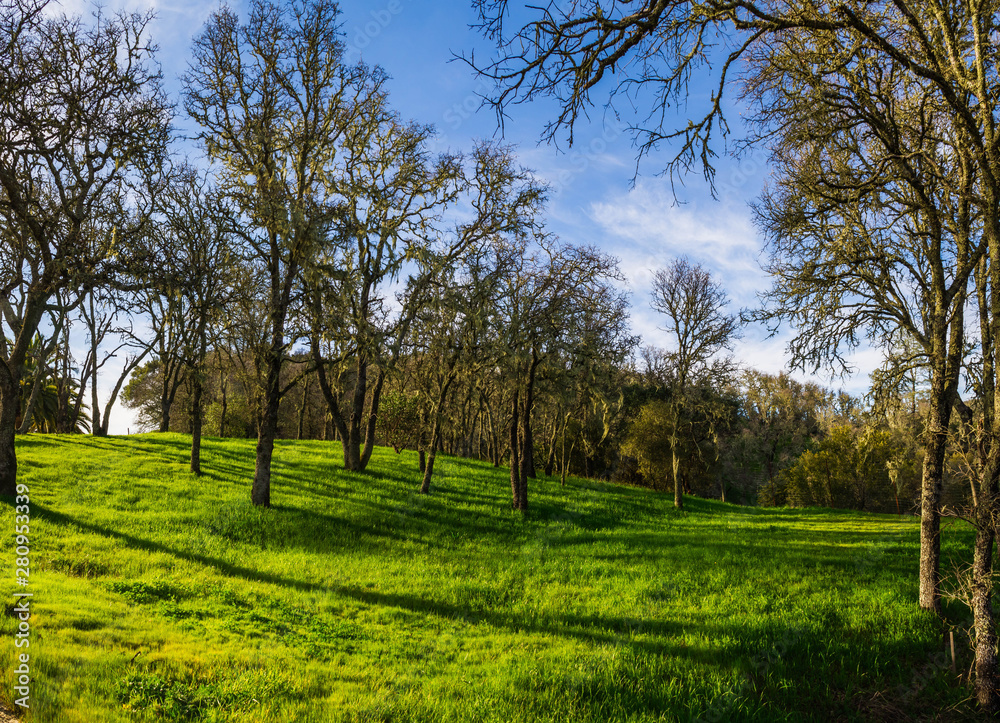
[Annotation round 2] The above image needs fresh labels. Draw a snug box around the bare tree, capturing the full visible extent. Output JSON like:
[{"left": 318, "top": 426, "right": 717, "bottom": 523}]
[
  {"left": 0, "top": 0, "right": 169, "bottom": 495},
  {"left": 650, "top": 258, "right": 739, "bottom": 508},
  {"left": 80, "top": 287, "right": 158, "bottom": 437},
  {"left": 152, "top": 166, "right": 235, "bottom": 474},
  {"left": 184, "top": 0, "right": 382, "bottom": 505}
]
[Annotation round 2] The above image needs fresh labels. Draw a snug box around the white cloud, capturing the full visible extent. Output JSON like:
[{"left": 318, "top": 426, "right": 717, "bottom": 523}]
[
  {"left": 589, "top": 180, "right": 880, "bottom": 396},
  {"left": 590, "top": 181, "right": 764, "bottom": 305}
]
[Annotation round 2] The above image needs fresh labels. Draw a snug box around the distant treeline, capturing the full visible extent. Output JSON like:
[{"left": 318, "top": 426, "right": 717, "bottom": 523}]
[{"left": 115, "top": 349, "right": 948, "bottom": 515}]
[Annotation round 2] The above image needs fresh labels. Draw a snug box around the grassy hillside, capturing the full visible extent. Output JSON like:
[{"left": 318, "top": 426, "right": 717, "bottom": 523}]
[{"left": 0, "top": 434, "right": 982, "bottom": 722}]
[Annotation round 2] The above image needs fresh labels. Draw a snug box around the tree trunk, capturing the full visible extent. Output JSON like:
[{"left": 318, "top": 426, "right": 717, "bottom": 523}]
[
  {"left": 418, "top": 449, "right": 426, "bottom": 473},
  {"left": 91, "top": 359, "right": 104, "bottom": 437},
  {"left": 359, "top": 367, "right": 385, "bottom": 469},
  {"left": 484, "top": 397, "right": 500, "bottom": 467},
  {"left": 518, "top": 416, "right": 530, "bottom": 515},
  {"left": 523, "top": 412, "right": 536, "bottom": 479},
  {"left": 311, "top": 334, "right": 351, "bottom": 463},
  {"left": 0, "top": 372, "right": 20, "bottom": 497},
  {"left": 296, "top": 377, "right": 310, "bottom": 440},
  {"left": 420, "top": 416, "right": 442, "bottom": 495},
  {"left": 560, "top": 420, "right": 568, "bottom": 487},
  {"left": 88, "top": 293, "right": 106, "bottom": 438},
  {"left": 159, "top": 360, "right": 185, "bottom": 434},
  {"left": 420, "top": 442, "right": 437, "bottom": 494},
  {"left": 523, "top": 352, "right": 540, "bottom": 480},
  {"left": 342, "top": 355, "right": 368, "bottom": 470},
  {"left": 917, "top": 430, "right": 945, "bottom": 612},
  {"left": 509, "top": 387, "right": 520, "bottom": 510},
  {"left": 972, "top": 496, "right": 998, "bottom": 713},
  {"left": 972, "top": 216, "right": 1000, "bottom": 712},
  {"left": 919, "top": 350, "right": 958, "bottom": 612},
  {"left": 55, "top": 323, "right": 73, "bottom": 433},
  {"left": 0, "top": 294, "right": 45, "bottom": 492},
  {"left": 466, "top": 392, "right": 481, "bottom": 459},
  {"left": 219, "top": 377, "right": 228, "bottom": 437},
  {"left": 101, "top": 348, "right": 152, "bottom": 437},
  {"left": 17, "top": 370, "right": 45, "bottom": 435},
  {"left": 252, "top": 348, "right": 282, "bottom": 507},
  {"left": 518, "top": 357, "right": 540, "bottom": 513},
  {"left": 420, "top": 374, "right": 454, "bottom": 494},
  {"left": 544, "top": 418, "right": 558, "bottom": 477},
  {"left": 190, "top": 368, "right": 203, "bottom": 475},
  {"left": 160, "top": 392, "right": 172, "bottom": 433}
]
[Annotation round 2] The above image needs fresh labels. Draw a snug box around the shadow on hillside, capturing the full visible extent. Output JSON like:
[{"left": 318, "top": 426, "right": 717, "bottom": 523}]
[
  {"left": 28, "top": 502, "right": 694, "bottom": 657},
  {"left": 26, "top": 499, "right": 967, "bottom": 720},
  {"left": 40, "top": 434, "right": 191, "bottom": 468}
]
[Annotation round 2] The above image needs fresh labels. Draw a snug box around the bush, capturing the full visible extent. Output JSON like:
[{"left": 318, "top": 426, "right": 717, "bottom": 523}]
[{"left": 782, "top": 425, "right": 899, "bottom": 511}]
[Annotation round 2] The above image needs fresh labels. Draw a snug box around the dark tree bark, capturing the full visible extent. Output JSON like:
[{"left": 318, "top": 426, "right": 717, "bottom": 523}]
[
  {"left": 252, "top": 349, "right": 282, "bottom": 507},
  {"left": 523, "top": 413, "right": 537, "bottom": 479},
  {"left": 972, "top": 495, "right": 998, "bottom": 713},
  {"left": 312, "top": 335, "right": 351, "bottom": 452},
  {"left": 484, "top": 396, "right": 500, "bottom": 467},
  {"left": 159, "top": 364, "right": 184, "bottom": 433},
  {"left": 560, "top": 424, "right": 571, "bottom": 487},
  {"left": 218, "top": 376, "right": 228, "bottom": 437},
  {"left": 0, "top": 371, "right": 21, "bottom": 497},
  {"left": 296, "top": 376, "right": 310, "bottom": 440},
  {"left": 17, "top": 371, "right": 44, "bottom": 436},
  {"left": 915, "top": 283, "right": 967, "bottom": 610},
  {"left": 360, "top": 367, "right": 385, "bottom": 468},
  {"left": 190, "top": 369, "right": 204, "bottom": 475},
  {"left": 419, "top": 433, "right": 438, "bottom": 494},
  {"left": 89, "top": 294, "right": 104, "bottom": 438},
  {"left": 0, "top": 297, "right": 47, "bottom": 493},
  {"left": 516, "top": 351, "right": 541, "bottom": 511},
  {"left": 509, "top": 386, "right": 520, "bottom": 510},
  {"left": 419, "top": 360, "right": 457, "bottom": 494},
  {"left": 918, "top": 386, "right": 948, "bottom": 612},
  {"left": 344, "top": 355, "right": 368, "bottom": 470},
  {"left": 252, "top": 300, "right": 288, "bottom": 508},
  {"left": 544, "top": 419, "right": 558, "bottom": 476}
]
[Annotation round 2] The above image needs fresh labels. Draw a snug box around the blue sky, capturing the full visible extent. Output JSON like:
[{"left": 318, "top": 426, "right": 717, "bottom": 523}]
[{"left": 50, "top": 0, "right": 879, "bottom": 431}]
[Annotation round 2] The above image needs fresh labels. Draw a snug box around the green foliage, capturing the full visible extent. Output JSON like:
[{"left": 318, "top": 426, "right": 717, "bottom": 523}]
[
  {"left": 107, "top": 580, "right": 191, "bottom": 606},
  {"left": 783, "top": 425, "right": 902, "bottom": 511},
  {"left": 621, "top": 400, "right": 674, "bottom": 490},
  {"left": 203, "top": 396, "right": 258, "bottom": 440},
  {"left": 376, "top": 391, "right": 423, "bottom": 453},
  {"left": 122, "top": 360, "right": 165, "bottom": 431},
  {"left": 622, "top": 382, "right": 736, "bottom": 496},
  {"left": 15, "top": 334, "right": 89, "bottom": 433},
  {"left": 117, "top": 667, "right": 287, "bottom": 722}
]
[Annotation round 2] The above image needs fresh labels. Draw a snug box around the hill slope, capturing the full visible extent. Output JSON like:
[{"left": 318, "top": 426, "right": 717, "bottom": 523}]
[{"left": 0, "top": 434, "right": 979, "bottom": 721}]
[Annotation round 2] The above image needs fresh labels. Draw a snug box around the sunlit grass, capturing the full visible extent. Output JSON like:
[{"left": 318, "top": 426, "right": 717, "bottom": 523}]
[{"left": 0, "top": 433, "right": 982, "bottom": 721}]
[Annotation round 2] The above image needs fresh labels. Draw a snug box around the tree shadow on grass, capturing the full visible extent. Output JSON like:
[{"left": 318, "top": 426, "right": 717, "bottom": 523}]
[
  {"left": 38, "top": 434, "right": 191, "bottom": 468},
  {"left": 29, "top": 503, "right": 721, "bottom": 663},
  {"left": 24, "top": 501, "right": 970, "bottom": 721}
]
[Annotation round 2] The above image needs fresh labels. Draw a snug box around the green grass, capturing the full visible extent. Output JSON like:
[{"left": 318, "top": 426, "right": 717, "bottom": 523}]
[{"left": 0, "top": 434, "right": 984, "bottom": 722}]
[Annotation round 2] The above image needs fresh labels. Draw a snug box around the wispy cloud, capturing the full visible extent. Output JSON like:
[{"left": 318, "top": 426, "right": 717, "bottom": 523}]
[
  {"left": 590, "top": 181, "right": 765, "bottom": 306},
  {"left": 589, "top": 180, "right": 880, "bottom": 394}
]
